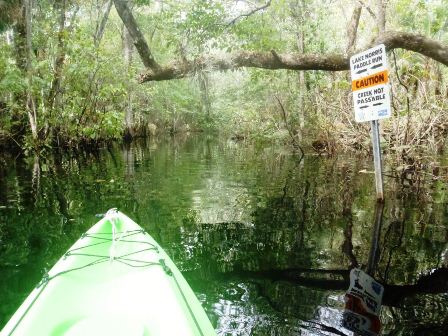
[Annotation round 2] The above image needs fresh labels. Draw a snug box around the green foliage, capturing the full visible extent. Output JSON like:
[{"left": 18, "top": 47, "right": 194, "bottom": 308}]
[
  {"left": 0, "top": 44, "right": 23, "bottom": 92},
  {"left": 178, "top": 0, "right": 225, "bottom": 48},
  {"left": 393, "top": 0, "right": 448, "bottom": 35},
  {"left": 0, "top": 65, "right": 25, "bottom": 95},
  {"left": 0, "top": 0, "right": 21, "bottom": 33},
  {"left": 145, "top": 79, "right": 202, "bottom": 130},
  {"left": 0, "top": 0, "right": 446, "bottom": 156}
]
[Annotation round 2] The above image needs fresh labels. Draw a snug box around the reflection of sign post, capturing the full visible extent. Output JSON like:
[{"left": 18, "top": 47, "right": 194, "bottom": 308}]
[
  {"left": 350, "top": 44, "right": 391, "bottom": 202},
  {"left": 342, "top": 203, "right": 385, "bottom": 336}
]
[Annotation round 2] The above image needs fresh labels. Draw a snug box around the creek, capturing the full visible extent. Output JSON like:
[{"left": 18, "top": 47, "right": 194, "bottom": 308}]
[{"left": 0, "top": 135, "right": 447, "bottom": 335}]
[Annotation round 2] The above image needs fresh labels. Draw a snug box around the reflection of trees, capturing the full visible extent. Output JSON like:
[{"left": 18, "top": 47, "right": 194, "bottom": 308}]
[
  {"left": 211, "top": 267, "right": 448, "bottom": 335},
  {"left": 176, "top": 151, "right": 447, "bottom": 334},
  {"left": 1, "top": 137, "right": 447, "bottom": 334},
  {"left": 183, "top": 156, "right": 367, "bottom": 274},
  {"left": 376, "top": 182, "right": 448, "bottom": 285}
]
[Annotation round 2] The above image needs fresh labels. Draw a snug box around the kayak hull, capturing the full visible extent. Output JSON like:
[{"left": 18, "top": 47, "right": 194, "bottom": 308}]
[{"left": 1, "top": 210, "right": 215, "bottom": 336}]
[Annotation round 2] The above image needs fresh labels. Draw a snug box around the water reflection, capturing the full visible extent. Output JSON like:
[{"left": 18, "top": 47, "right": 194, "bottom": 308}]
[{"left": 0, "top": 136, "right": 447, "bottom": 335}]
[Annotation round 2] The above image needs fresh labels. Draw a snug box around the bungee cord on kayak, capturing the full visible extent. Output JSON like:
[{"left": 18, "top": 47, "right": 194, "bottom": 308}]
[{"left": 64, "top": 230, "right": 160, "bottom": 267}]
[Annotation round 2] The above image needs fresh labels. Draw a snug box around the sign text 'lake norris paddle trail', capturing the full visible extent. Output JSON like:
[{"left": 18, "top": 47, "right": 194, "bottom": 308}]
[{"left": 350, "top": 44, "right": 391, "bottom": 123}]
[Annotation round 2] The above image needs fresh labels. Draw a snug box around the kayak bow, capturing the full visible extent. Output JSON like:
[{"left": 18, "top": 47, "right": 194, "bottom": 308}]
[{"left": 1, "top": 209, "right": 216, "bottom": 336}]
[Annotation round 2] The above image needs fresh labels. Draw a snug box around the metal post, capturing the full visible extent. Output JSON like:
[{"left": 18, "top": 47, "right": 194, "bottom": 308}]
[{"left": 370, "top": 120, "right": 384, "bottom": 202}]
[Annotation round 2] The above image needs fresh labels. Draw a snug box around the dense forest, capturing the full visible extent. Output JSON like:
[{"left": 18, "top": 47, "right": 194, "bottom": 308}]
[{"left": 0, "top": 0, "right": 447, "bottom": 162}]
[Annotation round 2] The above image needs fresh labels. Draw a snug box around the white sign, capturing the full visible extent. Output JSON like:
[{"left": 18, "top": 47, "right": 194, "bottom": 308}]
[
  {"left": 345, "top": 268, "right": 384, "bottom": 315},
  {"left": 342, "top": 268, "right": 384, "bottom": 336},
  {"left": 350, "top": 44, "right": 391, "bottom": 123}
]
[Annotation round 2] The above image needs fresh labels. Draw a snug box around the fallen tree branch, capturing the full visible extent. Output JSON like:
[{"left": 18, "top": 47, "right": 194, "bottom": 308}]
[
  {"left": 139, "top": 31, "right": 448, "bottom": 82},
  {"left": 139, "top": 51, "right": 347, "bottom": 82}
]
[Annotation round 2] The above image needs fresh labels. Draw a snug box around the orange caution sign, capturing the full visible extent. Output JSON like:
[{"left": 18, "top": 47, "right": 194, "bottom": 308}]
[{"left": 351, "top": 70, "right": 389, "bottom": 92}]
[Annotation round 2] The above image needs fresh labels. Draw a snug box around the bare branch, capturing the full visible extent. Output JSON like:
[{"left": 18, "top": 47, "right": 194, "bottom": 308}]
[
  {"left": 274, "top": 95, "right": 305, "bottom": 157},
  {"left": 357, "top": 0, "right": 376, "bottom": 19},
  {"left": 226, "top": 0, "right": 272, "bottom": 26}
]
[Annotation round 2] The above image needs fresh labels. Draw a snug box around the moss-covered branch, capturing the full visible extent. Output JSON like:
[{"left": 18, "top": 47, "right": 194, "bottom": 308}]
[{"left": 139, "top": 31, "right": 448, "bottom": 82}]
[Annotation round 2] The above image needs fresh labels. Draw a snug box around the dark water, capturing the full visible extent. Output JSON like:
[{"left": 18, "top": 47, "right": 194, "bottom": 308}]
[{"left": 0, "top": 136, "right": 447, "bottom": 335}]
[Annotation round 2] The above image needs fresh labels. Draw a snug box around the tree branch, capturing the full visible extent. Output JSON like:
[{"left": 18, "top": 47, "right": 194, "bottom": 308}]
[
  {"left": 226, "top": 0, "right": 272, "bottom": 26},
  {"left": 358, "top": 0, "right": 376, "bottom": 19},
  {"left": 139, "top": 31, "right": 448, "bottom": 82},
  {"left": 94, "top": 0, "right": 113, "bottom": 47},
  {"left": 139, "top": 52, "right": 347, "bottom": 82}
]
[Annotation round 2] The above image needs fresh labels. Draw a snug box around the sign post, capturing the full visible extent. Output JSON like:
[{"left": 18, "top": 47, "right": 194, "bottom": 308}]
[
  {"left": 350, "top": 44, "right": 391, "bottom": 202},
  {"left": 371, "top": 120, "right": 383, "bottom": 201}
]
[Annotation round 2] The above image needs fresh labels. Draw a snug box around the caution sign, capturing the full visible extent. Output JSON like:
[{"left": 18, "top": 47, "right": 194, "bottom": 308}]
[
  {"left": 352, "top": 70, "right": 388, "bottom": 91},
  {"left": 350, "top": 44, "right": 391, "bottom": 123}
]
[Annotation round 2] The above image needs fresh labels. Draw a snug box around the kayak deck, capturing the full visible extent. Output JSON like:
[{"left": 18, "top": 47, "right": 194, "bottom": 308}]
[{"left": 1, "top": 210, "right": 215, "bottom": 336}]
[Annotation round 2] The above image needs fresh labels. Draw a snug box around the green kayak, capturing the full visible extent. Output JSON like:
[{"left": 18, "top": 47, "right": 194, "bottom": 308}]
[{"left": 1, "top": 209, "right": 216, "bottom": 336}]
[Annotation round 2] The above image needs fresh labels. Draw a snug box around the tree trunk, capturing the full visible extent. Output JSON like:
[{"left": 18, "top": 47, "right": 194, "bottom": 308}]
[
  {"left": 346, "top": 1, "right": 362, "bottom": 54},
  {"left": 123, "top": 23, "right": 135, "bottom": 140},
  {"left": 113, "top": 0, "right": 159, "bottom": 69},
  {"left": 290, "top": 0, "right": 307, "bottom": 141},
  {"left": 198, "top": 71, "right": 211, "bottom": 121},
  {"left": 47, "top": 0, "right": 67, "bottom": 118},
  {"left": 376, "top": 0, "right": 386, "bottom": 34},
  {"left": 345, "top": 0, "right": 363, "bottom": 111},
  {"left": 123, "top": 24, "right": 133, "bottom": 66},
  {"left": 24, "top": 0, "right": 38, "bottom": 142},
  {"left": 94, "top": 0, "right": 113, "bottom": 47}
]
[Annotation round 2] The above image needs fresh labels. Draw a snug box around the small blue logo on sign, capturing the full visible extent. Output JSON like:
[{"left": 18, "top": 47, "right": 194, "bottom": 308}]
[
  {"left": 371, "top": 281, "right": 382, "bottom": 295},
  {"left": 378, "top": 109, "right": 388, "bottom": 116}
]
